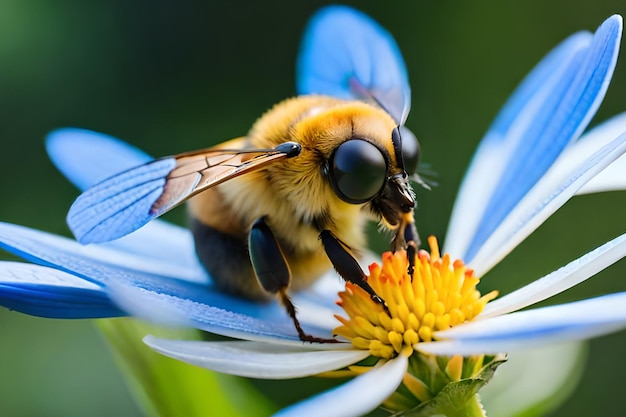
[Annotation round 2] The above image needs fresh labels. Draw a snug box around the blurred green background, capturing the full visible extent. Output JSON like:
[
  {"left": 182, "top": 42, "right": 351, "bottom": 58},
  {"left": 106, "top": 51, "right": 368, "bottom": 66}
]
[{"left": 1, "top": 0, "right": 626, "bottom": 416}]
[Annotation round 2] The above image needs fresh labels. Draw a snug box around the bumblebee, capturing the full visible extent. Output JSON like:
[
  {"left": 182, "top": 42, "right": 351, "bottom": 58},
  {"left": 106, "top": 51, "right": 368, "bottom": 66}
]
[{"left": 67, "top": 6, "right": 421, "bottom": 342}]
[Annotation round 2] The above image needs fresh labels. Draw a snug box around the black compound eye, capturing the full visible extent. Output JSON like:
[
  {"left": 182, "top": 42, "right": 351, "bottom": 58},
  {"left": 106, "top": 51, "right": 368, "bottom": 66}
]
[
  {"left": 329, "top": 139, "right": 387, "bottom": 204},
  {"left": 393, "top": 126, "right": 421, "bottom": 175}
]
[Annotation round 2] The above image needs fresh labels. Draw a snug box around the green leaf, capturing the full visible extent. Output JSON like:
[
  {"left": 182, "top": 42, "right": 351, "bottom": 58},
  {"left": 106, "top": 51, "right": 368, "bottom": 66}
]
[
  {"left": 97, "top": 318, "right": 275, "bottom": 417},
  {"left": 397, "top": 355, "right": 507, "bottom": 417}
]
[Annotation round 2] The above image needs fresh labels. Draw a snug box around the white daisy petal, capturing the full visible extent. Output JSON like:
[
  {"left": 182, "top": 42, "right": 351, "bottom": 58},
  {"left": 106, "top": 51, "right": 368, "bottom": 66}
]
[
  {"left": 274, "top": 355, "right": 408, "bottom": 417},
  {"left": 574, "top": 112, "right": 626, "bottom": 195},
  {"left": 470, "top": 132, "right": 626, "bottom": 276},
  {"left": 547, "top": 111, "right": 626, "bottom": 195},
  {"left": 144, "top": 337, "right": 366, "bottom": 379},
  {"left": 578, "top": 151, "right": 626, "bottom": 194},
  {"left": 418, "top": 292, "right": 626, "bottom": 355},
  {"left": 480, "top": 232, "right": 626, "bottom": 318}
]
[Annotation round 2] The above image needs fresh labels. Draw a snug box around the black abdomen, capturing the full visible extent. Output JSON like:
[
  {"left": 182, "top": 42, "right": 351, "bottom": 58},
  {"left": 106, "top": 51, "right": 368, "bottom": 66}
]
[{"left": 190, "top": 218, "right": 270, "bottom": 300}]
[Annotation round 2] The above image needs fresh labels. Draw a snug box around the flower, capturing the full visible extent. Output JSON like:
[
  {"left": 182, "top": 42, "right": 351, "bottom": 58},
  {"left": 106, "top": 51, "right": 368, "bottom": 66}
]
[{"left": 1, "top": 10, "right": 626, "bottom": 417}]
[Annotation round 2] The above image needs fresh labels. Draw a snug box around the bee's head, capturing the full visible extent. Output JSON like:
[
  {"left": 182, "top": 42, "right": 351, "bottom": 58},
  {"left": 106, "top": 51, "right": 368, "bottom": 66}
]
[{"left": 326, "top": 126, "right": 420, "bottom": 228}]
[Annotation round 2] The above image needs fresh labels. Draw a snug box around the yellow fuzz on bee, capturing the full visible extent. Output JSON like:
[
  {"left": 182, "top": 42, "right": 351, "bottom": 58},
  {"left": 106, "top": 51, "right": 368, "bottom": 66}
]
[{"left": 333, "top": 236, "right": 498, "bottom": 359}]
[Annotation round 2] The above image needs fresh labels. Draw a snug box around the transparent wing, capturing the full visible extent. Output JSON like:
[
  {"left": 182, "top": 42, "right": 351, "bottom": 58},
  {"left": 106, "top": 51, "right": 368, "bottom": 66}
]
[
  {"left": 296, "top": 5, "right": 411, "bottom": 125},
  {"left": 67, "top": 138, "right": 301, "bottom": 244}
]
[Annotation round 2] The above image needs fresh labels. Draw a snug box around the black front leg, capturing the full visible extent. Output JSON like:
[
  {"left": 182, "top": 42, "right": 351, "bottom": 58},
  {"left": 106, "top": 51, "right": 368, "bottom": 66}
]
[
  {"left": 319, "top": 230, "right": 386, "bottom": 308},
  {"left": 403, "top": 220, "right": 419, "bottom": 279},
  {"left": 249, "top": 217, "right": 336, "bottom": 343}
]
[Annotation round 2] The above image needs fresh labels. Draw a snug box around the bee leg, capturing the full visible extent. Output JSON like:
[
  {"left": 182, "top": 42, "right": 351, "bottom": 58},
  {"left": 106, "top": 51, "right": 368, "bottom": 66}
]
[
  {"left": 249, "top": 217, "right": 337, "bottom": 343},
  {"left": 319, "top": 230, "right": 387, "bottom": 310},
  {"left": 403, "top": 220, "right": 420, "bottom": 279}
]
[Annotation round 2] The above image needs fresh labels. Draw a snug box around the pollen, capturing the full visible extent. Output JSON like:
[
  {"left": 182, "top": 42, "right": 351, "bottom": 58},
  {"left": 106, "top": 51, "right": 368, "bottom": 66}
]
[{"left": 333, "top": 236, "right": 498, "bottom": 359}]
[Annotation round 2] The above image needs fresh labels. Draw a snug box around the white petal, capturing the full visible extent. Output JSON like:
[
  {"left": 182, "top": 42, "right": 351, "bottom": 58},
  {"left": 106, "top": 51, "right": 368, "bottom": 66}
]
[
  {"left": 480, "top": 231, "right": 626, "bottom": 318},
  {"left": 418, "top": 293, "right": 626, "bottom": 355},
  {"left": 274, "top": 355, "right": 408, "bottom": 417},
  {"left": 575, "top": 112, "right": 626, "bottom": 194},
  {"left": 144, "top": 337, "right": 368, "bottom": 379},
  {"left": 470, "top": 132, "right": 626, "bottom": 276}
]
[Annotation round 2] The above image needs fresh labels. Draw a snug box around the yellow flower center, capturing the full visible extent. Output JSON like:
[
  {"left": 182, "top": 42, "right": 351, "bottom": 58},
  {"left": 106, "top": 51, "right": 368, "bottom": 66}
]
[{"left": 333, "top": 236, "right": 498, "bottom": 359}]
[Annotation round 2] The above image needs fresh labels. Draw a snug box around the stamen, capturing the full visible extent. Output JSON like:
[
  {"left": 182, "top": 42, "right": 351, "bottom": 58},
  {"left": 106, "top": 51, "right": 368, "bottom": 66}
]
[{"left": 334, "top": 236, "right": 498, "bottom": 359}]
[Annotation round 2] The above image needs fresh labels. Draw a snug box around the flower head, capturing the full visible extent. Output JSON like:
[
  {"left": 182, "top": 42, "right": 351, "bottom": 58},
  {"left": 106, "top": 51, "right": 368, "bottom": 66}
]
[
  {"left": 334, "top": 237, "right": 497, "bottom": 359},
  {"left": 1, "top": 6, "right": 626, "bottom": 417}
]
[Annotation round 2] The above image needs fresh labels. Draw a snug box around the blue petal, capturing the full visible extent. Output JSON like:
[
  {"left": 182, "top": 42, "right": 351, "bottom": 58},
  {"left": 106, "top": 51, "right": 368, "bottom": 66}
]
[
  {"left": 46, "top": 128, "right": 153, "bottom": 191},
  {"left": 297, "top": 5, "right": 410, "bottom": 124},
  {"left": 0, "top": 222, "right": 326, "bottom": 340},
  {"left": 108, "top": 280, "right": 325, "bottom": 343},
  {"left": 465, "top": 16, "right": 622, "bottom": 261},
  {"left": 444, "top": 31, "right": 592, "bottom": 259},
  {"left": 67, "top": 158, "right": 176, "bottom": 243},
  {"left": 0, "top": 262, "right": 122, "bottom": 318},
  {"left": 485, "top": 32, "right": 592, "bottom": 145},
  {"left": 470, "top": 131, "right": 626, "bottom": 276}
]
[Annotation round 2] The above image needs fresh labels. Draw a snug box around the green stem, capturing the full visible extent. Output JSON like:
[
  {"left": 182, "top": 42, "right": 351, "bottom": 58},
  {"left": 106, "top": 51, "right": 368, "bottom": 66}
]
[{"left": 97, "top": 318, "right": 274, "bottom": 417}]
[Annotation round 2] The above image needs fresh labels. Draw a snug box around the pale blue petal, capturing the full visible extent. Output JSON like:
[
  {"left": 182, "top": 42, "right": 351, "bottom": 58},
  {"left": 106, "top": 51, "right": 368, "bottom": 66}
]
[
  {"left": 0, "top": 261, "right": 122, "bottom": 318},
  {"left": 108, "top": 280, "right": 329, "bottom": 343},
  {"left": 274, "top": 355, "right": 408, "bottom": 417},
  {"left": 470, "top": 131, "right": 626, "bottom": 276},
  {"left": 0, "top": 222, "right": 331, "bottom": 340},
  {"left": 46, "top": 128, "right": 152, "bottom": 191},
  {"left": 480, "top": 232, "right": 626, "bottom": 318},
  {"left": 297, "top": 5, "right": 410, "bottom": 124},
  {"left": 418, "top": 292, "right": 626, "bottom": 355},
  {"left": 0, "top": 222, "right": 205, "bottom": 284},
  {"left": 102, "top": 221, "right": 209, "bottom": 284},
  {"left": 444, "top": 31, "right": 592, "bottom": 258},
  {"left": 143, "top": 338, "right": 364, "bottom": 379}
]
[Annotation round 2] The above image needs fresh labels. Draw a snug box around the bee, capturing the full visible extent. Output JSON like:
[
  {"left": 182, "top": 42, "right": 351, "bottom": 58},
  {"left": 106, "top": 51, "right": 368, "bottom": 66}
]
[{"left": 67, "top": 5, "right": 422, "bottom": 342}]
